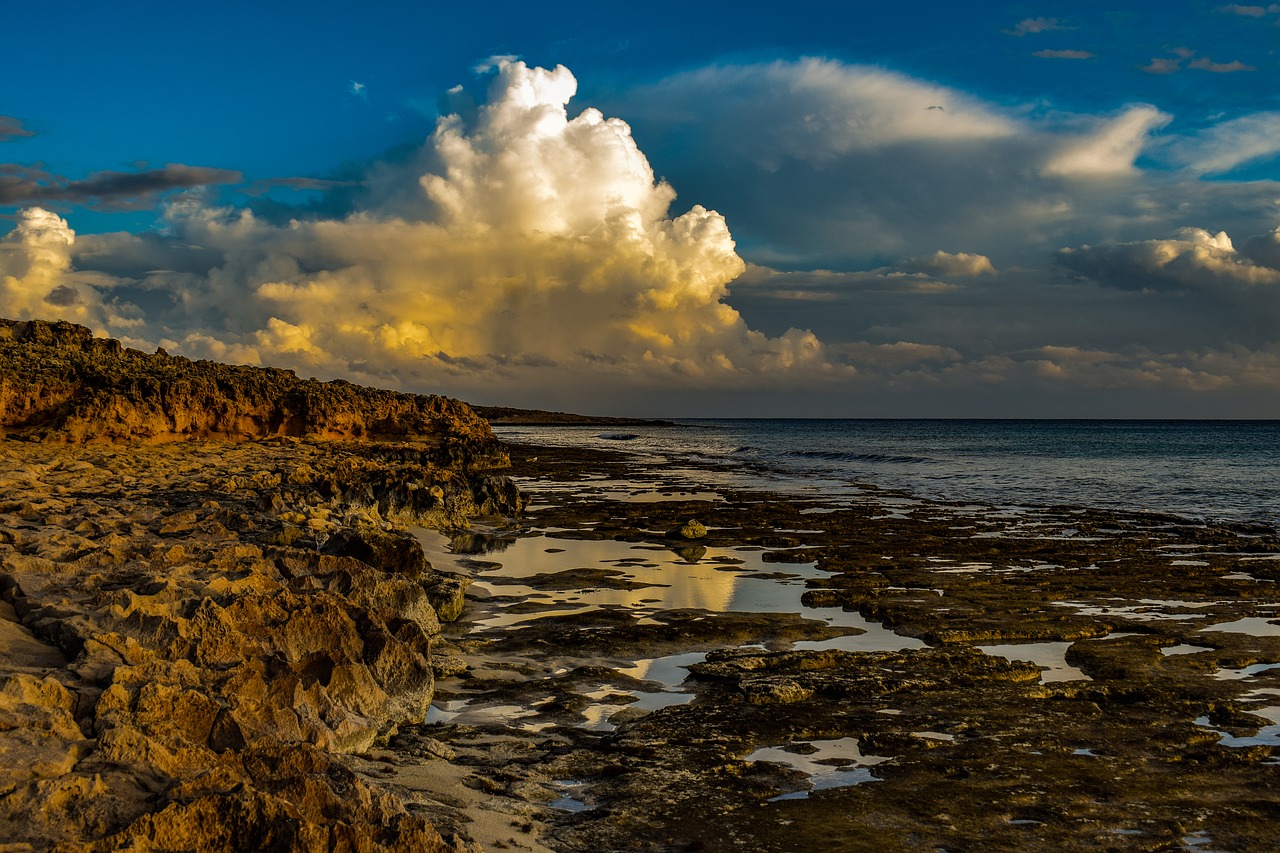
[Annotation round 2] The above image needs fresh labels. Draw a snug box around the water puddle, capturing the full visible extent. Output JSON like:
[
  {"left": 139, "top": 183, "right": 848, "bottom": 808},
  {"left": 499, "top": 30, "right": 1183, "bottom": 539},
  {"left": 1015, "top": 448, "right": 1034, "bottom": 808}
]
[
  {"left": 1162, "top": 644, "right": 1213, "bottom": 656},
  {"left": 746, "top": 737, "right": 890, "bottom": 801},
  {"left": 1214, "top": 662, "right": 1280, "bottom": 680},
  {"left": 1055, "top": 600, "right": 1217, "bottom": 622},
  {"left": 977, "top": 642, "right": 1090, "bottom": 683},
  {"left": 1199, "top": 615, "right": 1280, "bottom": 636},
  {"left": 549, "top": 779, "right": 594, "bottom": 812},
  {"left": 1195, "top": 706, "right": 1280, "bottom": 747},
  {"left": 414, "top": 525, "right": 926, "bottom": 732}
]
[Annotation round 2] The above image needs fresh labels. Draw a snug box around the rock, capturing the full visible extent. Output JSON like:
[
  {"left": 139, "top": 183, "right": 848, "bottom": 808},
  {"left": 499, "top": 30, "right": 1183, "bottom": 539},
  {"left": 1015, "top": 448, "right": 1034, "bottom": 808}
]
[
  {"left": 667, "top": 519, "right": 707, "bottom": 540},
  {"left": 321, "top": 527, "right": 427, "bottom": 577},
  {"left": 0, "top": 318, "right": 500, "bottom": 451},
  {"left": 0, "top": 378, "right": 524, "bottom": 849},
  {"left": 423, "top": 572, "right": 472, "bottom": 622}
]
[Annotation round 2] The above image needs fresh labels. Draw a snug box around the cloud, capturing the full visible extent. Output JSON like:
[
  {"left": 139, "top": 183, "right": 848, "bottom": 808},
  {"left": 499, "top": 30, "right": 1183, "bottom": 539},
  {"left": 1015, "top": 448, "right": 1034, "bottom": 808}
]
[
  {"left": 1163, "top": 112, "right": 1280, "bottom": 175},
  {"left": 1141, "top": 49, "right": 1256, "bottom": 75},
  {"left": 0, "top": 164, "right": 243, "bottom": 210},
  {"left": 1005, "top": 17, "right": 1069, "bottom": 36},
  {"left": 608, "top": 59, "right": 1175, "bottom": 267},
  {"left": 1032, "top": 50, "right": 1094, "bottom": 60},
  {"left": 1188, "top": 57, "right": 1256, "bottom": 72},
  {"left": 1217, "top": 4, "right": 1280, "bottom": 16},
  {"left": 8, "top": 60, "right": 841, "bottom": 402},
  {"left": 618, "top": 59, "right": 1017, "bottom": 173},
  {"left": 1043, "top": 106, "right": 1171, "bottom": 176},
  {"left": 0, "top": 117, "right": 33, "bottom": 142},
  {"left": 0, "top": 208, "right": 139, "bottom": 330},
  {"left": 734, "top": 252, "right": 991, "bottom": 303},
  {"left": 1140, "top": 57, "right": 1184, "bottom": 74},
  {"left": 895, "top": 251, "right": 996, "bottom": 277},
  {"left": 1055, "top": 225, "right": 1280, "bottom": 293}
]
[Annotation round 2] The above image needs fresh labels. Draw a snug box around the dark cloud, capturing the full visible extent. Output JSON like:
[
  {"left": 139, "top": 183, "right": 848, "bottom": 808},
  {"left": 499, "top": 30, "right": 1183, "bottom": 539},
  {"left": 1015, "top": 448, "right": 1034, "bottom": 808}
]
[
  {"left": 1054, "top": 228, "right": 1280, "bottom": 295},
  {"left": 0, "top": 116, "right": 34, "bottom": 142},
  {"left": 0, "top": 163, "right": 242, "bottom": 210}
]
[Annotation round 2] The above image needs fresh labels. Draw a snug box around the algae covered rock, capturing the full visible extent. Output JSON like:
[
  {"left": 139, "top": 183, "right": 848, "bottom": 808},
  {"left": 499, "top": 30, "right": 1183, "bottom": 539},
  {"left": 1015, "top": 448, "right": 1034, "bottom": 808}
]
[{"left": 668, "top": 519, "right": 708, "bottom": 539}]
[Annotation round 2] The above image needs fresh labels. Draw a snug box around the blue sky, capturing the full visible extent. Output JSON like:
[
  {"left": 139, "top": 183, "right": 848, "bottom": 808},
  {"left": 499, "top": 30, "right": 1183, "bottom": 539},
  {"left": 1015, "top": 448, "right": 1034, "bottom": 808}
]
[{"left": 2, "top": 0, "right": 1278, "bottom": 416}]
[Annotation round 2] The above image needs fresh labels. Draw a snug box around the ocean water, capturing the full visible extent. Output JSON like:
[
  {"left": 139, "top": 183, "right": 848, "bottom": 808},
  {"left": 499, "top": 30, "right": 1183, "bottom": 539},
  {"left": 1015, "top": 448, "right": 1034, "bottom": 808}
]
[{"left": 493, "top": 419, "right": 1280, "bottom": 527}]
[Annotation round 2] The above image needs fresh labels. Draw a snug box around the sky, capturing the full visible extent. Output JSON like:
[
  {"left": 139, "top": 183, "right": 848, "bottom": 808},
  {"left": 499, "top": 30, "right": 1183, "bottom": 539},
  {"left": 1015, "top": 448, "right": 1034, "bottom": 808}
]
[{"left": 2, "top": 0, "right": 1278, "bottom": 417}]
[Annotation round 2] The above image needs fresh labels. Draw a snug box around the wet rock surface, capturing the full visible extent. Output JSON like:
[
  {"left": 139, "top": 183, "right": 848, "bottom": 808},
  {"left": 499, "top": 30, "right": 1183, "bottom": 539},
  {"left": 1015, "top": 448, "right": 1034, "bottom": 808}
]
[{"left": 397, "top": 441, "right": 1280, "bottom": 852}]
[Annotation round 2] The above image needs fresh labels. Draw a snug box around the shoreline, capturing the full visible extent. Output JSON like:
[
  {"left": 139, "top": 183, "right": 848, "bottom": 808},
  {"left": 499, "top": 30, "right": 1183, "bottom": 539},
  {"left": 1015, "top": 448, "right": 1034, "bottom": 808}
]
[
  {"left": 391, "top": 436, "right": 1280, "bottom": 851},
  {"left": 3, "top": 430, "right": 1280, "bottom": 850}
]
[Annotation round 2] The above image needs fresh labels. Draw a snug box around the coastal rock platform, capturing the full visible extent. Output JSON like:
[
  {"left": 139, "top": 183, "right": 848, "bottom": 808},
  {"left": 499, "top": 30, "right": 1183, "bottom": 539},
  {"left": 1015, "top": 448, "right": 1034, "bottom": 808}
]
[{"left": 397, "top": 441, "right": 1280, "bottom": 852}]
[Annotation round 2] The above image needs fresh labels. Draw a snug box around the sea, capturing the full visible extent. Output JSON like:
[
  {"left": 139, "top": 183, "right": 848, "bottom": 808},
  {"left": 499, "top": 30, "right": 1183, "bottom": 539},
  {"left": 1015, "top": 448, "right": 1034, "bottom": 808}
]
[{"left": 492, "top": 419, "right": 1280, "bottom": 528}]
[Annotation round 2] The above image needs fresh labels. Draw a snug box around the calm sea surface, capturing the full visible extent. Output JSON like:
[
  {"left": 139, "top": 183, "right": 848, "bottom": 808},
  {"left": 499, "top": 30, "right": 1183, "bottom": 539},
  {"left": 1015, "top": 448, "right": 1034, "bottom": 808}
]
[{"left": 493, "top": 419, "right": 1280, "bottom": 527}]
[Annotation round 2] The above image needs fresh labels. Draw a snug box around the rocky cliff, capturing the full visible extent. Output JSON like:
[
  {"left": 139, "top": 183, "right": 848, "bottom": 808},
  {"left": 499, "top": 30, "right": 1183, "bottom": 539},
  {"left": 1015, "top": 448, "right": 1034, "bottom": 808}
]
[
  {"left": 0, "top": 318, "right": 495, "bottom": 448},
  {"left": 0, "top": 320, "right": 524, "bottom": 851}
]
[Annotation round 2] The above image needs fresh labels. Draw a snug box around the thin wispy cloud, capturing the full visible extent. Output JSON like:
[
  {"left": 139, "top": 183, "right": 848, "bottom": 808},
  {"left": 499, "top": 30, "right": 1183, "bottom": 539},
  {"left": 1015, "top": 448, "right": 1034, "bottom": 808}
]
[
  {"left": 1217, "top": 3, "right": 1279, "bottom": 16},
  {"left": 1004, "top": 17, "right": 1070, "bottom": 36},
  {"left": 1032, "top": 49, "right": 1094, "bottom": 60},
  {"left": 1139, "top": 47, "right": 1255, "bottom": 74},
  {"left": 0, "top": 117, "right": 34, "bottom": 142},
  {"left": 1188, "top": 56, "right": 1256, "bottom": 72}
]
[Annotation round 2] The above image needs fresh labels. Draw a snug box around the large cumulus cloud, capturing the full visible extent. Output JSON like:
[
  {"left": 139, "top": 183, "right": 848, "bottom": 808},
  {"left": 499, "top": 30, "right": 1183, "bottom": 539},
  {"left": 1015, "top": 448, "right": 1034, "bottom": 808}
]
[
  {"left": 2, "top": 61, "right": 839, "bottom": 404},
  {"left": 0, "top": 208, "right": 139, "bottom": 330}
]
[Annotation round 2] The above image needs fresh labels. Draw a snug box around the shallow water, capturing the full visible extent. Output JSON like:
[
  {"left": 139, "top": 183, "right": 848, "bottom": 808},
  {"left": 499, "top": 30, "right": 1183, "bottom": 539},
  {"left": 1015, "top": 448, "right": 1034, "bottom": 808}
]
[
  {"left": 496, "top": 419, "right": 1280, "bottom": 525},
  {"left": 976, "top": 642, "right": 1090, "bottom": 683},
  {"left": 414, "top": 525, "right": 926, "bottom": 730},
  {"left": 746, "top": 737, "right": 890, "bottom": 801}
]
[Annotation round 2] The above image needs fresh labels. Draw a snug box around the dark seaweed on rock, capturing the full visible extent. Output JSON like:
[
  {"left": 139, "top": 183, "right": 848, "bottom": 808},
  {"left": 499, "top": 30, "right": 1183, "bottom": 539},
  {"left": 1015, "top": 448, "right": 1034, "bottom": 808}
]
[{"left": 0, "top": 318, "right": 497, "bottom": 450}]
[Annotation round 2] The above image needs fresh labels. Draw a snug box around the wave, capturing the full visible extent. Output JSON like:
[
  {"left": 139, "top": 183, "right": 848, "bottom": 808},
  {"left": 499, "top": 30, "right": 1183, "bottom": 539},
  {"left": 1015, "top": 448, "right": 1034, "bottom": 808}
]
[
  {"left": 783, "top": 449, "right": 932, "bottom": 465},
  {"left": 596, "top": 432, "right": 640, "bottom": 441}
]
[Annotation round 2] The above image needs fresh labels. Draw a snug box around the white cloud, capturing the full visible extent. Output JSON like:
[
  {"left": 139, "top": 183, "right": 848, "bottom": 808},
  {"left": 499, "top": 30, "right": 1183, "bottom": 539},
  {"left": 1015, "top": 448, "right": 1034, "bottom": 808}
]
[
  {"left": 1188, "top": 57, "right": 1256, "bottom": 73},
  {"left": 0, "top": 208, "right": 140, "bottom": 330},
  {"left": 4, "top": 61, "right": 842, "bottom": 400},
  {"left": 1043, "top": 106, "right": 1171, "bottom": 176},
  {"left": 896, "top": 251, "right": 997, "bottom": 277},
  {"left": 1164, "top": 112, "right": 1280, "bottom": 175},
  {"left": 619, "top": 58, "right": 1018, "bottom": 173}
]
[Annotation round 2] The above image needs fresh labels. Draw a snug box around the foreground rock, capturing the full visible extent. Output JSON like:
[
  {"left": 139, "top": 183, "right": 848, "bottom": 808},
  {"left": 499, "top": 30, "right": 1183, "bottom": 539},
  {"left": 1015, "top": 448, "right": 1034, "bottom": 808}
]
[
  {"left": 0, "top": 439, "right": 524, "bottom": 850},
  {"left": 0, "top": 320, "right": 524, "bottom": 851}
]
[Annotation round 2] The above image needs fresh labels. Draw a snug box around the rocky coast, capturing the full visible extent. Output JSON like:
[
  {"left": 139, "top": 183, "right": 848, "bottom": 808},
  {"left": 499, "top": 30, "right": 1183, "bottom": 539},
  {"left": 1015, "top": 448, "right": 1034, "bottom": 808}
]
[
  {"left": 0, "top": 320, "right": 521, "bottom": 850},
  {"left": 4, "top": 319, "right": 1280, "bottom": 851},
  {"left": 396, "top": 442, "right": 1280, "bottom": 852}
]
